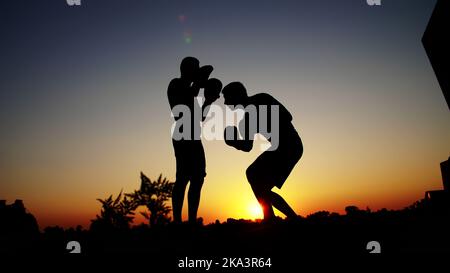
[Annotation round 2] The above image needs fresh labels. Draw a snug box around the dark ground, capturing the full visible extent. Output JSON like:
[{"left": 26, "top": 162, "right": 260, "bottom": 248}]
[{"left": 1, "top": 199, "right": 449, "bottom": 271}]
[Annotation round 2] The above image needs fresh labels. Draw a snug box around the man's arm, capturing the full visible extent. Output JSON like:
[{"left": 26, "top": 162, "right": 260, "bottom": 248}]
[
  {"left": 167, "top": 78, "right": 184, "bottom": 110},
  {"left": 201, "top": 78, "right": 222, "bottom": 121},
  {"left": 201, "top": 101, "right": 213, "bottom": 122},
  {"left": 235, "top": 138, "right": 253, "bottom": 152},
  {"left": 224, "top": 111, "right": 254, "bottom": 152},
  {"left": 224, "top": 126, "right": 253, "bottom": 152}
]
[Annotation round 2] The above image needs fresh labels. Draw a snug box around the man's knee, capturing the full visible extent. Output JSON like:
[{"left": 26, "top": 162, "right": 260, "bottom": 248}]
[
  {"left": 174, "top": 178, "right": 189, "bottom": 189},
  {"left": 246, "top": 166, "right": 267, "bottom": 185},
  {"left": 246, "top": 167, "right": 266, "bottom": 195},
  {"left": 189, "top": 177, "right": 204, "bottom": 191},
  {"left": 246, "top": 166, "right": 257, "bottom": 185}
]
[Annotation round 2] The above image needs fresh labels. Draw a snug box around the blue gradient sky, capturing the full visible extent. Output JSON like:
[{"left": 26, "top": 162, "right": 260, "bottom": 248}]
[{"left": 1, "top": 0, "right": 449, "bottom": 228}]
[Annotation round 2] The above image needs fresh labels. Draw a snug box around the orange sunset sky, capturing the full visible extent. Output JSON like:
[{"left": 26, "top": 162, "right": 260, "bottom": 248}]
[{"left": 1, "top": 0, "right": 449, "bottom": 229}]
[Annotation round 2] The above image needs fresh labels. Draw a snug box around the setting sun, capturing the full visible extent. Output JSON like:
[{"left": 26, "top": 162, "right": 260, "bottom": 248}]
[{"left": 248, "top": 202, "right": 263, "bottom": 219}]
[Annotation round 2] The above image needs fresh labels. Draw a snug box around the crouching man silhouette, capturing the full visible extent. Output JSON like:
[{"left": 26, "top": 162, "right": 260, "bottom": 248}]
[{"left": 222, "top": 82, "right": 303, "bottom": 221}]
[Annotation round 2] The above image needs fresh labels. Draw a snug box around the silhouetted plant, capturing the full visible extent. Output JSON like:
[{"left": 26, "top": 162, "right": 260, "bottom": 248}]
[
  {"left": 91, "top": 173, "right": 174, "bottom": 230},
  {"left": 91, "top": 190, "right": 135, "bottom": 231},
  {"left": 126, "top": 173, "right": 174, "bottom": 227}
]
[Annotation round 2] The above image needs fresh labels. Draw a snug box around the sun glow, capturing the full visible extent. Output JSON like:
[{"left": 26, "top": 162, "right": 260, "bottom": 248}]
[{"left": 248, "top": 202, "right": 263, "bottom": 219}]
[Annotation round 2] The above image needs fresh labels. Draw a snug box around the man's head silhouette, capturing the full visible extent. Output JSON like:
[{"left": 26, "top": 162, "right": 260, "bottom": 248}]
[
  {"left": 222, "top": 82, "right": 248, "bottom": 106},
  {"left": 180, "top": 56, "right": 200, "bottom": 81}
]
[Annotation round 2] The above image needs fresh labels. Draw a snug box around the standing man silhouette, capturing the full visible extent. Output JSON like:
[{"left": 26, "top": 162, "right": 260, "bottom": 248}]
[
  {"left": 168, "top": 57, "right": 222, "bottom": 224},
  {"left": 222, "top": 82, "right": 302, "bottom": 221}
]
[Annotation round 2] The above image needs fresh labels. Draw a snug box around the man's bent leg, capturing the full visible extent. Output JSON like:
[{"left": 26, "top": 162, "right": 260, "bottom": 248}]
[
  {"left": 253, "top": 185, "right": 275, "bottom": 220},
  {"left": 246, "top": 167, "right": 275, "bottom": 220},
  {"left": 270, "top": 191, "right": 297, "bottom": 218}
]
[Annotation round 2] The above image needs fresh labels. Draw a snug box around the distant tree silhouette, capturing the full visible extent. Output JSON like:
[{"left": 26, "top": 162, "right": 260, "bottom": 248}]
[
  {"left": 0, "top": 199, "right": 39, "bottom": 237},
  {"left": 90, "top": 190, "right": 135, "bottom": 231},
  {"left": 345, "top": 205, "right": 360, "bottom": 215},
  {"left": 126, "top": 173, "right": 174, "bottom": 227},
  {"left": 345, "top": 205, "right": 370, "bottom": 216},
  {"left": 307, "top": 210, "right": 331, "bottom": 220}
]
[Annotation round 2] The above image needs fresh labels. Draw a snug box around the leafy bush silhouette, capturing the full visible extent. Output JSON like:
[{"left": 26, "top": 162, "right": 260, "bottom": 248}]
[
  {"left": 91, "top": 173, "right": 174, "bottom": 231},
  {"left": 126, "top": 173, "right": 174, "bottom": 227},
  {"left": 90, "top": 190, "right": 135, "bottom": 231}
]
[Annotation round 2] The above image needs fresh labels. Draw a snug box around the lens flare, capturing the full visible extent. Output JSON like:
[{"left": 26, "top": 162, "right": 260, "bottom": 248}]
[
  {"left": 183, "top": 31, "right": 192, "bottom": 44},
  {"left": 178, "top": 14, "right": 186, "bottom": 23},
  {"left": 179, "top": 14, "right": 192, "bottom": 44}
]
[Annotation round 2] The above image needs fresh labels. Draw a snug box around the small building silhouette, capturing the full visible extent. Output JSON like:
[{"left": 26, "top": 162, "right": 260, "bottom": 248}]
[
  {"left": 0, "top": 199, "right": 39, "bottom": 236},
  {"left": 425, "top": 157, "right": 450, "bottom": 213},
  {"left": 441, "top": 156, "right": 450, "bottom": 191}
]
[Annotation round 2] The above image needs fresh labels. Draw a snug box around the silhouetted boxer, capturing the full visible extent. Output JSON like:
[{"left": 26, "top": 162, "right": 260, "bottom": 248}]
[
  {"left": 222, "top": 82, "right": 302, "bottom": 221},
  {"left": 168, "top": 57, "right": 221, "bottom": 224}
]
